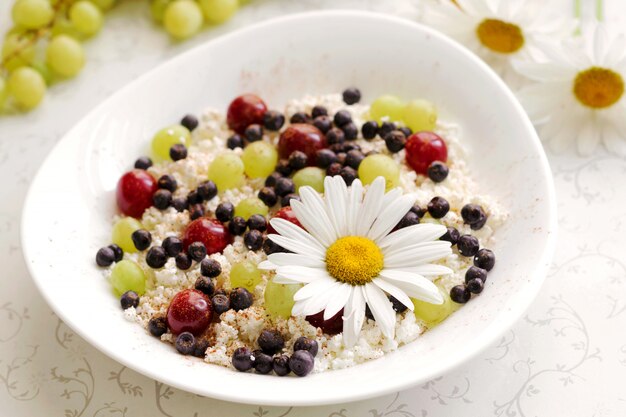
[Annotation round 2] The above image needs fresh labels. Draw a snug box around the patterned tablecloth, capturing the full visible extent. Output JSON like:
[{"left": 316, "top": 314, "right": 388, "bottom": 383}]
[{"left": 2, "top": 1, "right": 625, "bottom": 416}]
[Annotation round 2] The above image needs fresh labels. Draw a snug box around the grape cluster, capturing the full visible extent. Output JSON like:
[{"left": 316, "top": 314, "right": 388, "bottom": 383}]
[{"left": 1, "top": 0, "right": 246, "bottom": 113}]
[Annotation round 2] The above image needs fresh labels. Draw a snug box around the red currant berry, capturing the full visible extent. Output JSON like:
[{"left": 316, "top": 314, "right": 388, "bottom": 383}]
[
  {"left": 167, "top": 289, "right": 213, "bottom": 335},
  {"left": 226, "top": 94, "right": 268, "bottom": 134},
  {"left": 182, "top": 218, "right": 232, "bottom": 255}
]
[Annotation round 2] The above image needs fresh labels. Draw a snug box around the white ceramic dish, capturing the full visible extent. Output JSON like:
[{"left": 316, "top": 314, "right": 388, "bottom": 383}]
[{"left": 21, "top": 11, "right": 557, "bottom": 406}]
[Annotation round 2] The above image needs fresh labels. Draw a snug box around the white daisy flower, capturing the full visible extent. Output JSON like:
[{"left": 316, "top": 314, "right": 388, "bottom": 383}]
[
  {"left": 259, "top": 176, "right": 452, "bottom": 346},
  {"left": 514, "top": 22, "right": 626, "bottom": 155},
  {"left": 422, "top": 0, "right": 575, "bottom": 85}
]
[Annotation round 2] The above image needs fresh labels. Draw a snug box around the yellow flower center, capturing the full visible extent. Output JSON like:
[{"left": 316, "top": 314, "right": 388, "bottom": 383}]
[
  {"left": 325, "top": 236, "right": 384, "bottom": 286},
  {"left": 476, "top": 18, "right": 524, "bottom": 54},
  {"left": 573, "top": 67, "right": 624, "bottom": 109}
]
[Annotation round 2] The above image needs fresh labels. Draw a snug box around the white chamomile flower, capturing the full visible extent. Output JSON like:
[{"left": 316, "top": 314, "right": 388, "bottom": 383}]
[
  {"left": 514, "top": 22, "right": 626, "bottom": 156},
  {"left": 259, "top": 176, "right": 452, "bottom": 346},
  {"left": 422, "top": 0, "right": 575, "bottom": 85}
]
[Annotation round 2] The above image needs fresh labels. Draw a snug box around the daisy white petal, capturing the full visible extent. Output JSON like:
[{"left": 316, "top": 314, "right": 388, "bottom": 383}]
[
  {"left": 257, "top": 260, "right": 277, "bottom": 270},
  {"left": 378, "top": 223, "right": 448, "bottom": 250},
  {"left": 298, "top": 186, "right": 338, "bottom": 245},
  {"left": 384, "top": 241, "right": 452, "bottom": 268},
  {"left": 401, "top": 264, "right": 453, "bottom": 278},
  {"left": 293, "top": 276, "right": 337, "bottom": 301},
  {"left": 576, "top": 117, "right": 600, "bottom": 156},
  {"left": 355, "top": 176, "right": 386, "bottom": 236},
  {"left": 378, "top": 270, "right": 444, "bottom": 304},
  {"left": 269, "top": 234, "right": 325, "bottom": 259},
  {"left": 346, "top": 179, "right": 363, "bottom": 235},
  {"left": 384, "top": 240, "right": 452, "bottom": 259},
  {"left": 275, "top": 266, "right": 328, "bottom": 284},
  {"left": 292, "top": 290, "right": 333, "bottom": 317},
  {"left": 372, "top": 278, "right": 414, "bottom": 311},
  {"left": 267, "top": 253, "right": 325, "bottom": 269},
  {"left": 269, "top": 218, "right": 326, "bottom": 255},
  {"left": 368, "top": 194, "right": 415, "bottom": 242},
  {"left": 364, "top": 283, "right": 396, "bottom": 339},
  {"left": 323, "top": 283, "right": 352, "bottom": 320},
  {"left": 290, "top": 199, "right": 335, "bottom": 248},
  {"left": 602, "top": 122, "right": 626, "bottom": 157},
  {"left": 342, "top": 288, "right": 366, "bottom": 348},
  {"left": 324, "top": 176, "right": 349, "bottom": 236}
]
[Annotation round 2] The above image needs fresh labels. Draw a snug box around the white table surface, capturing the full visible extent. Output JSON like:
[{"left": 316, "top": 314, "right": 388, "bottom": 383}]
[{"left": 2, "top": 1, "right": 626, "bottom": 416}]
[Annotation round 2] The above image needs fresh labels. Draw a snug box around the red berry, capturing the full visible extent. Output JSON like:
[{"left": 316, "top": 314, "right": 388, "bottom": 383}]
[
  {"left": 306, "top": 309, "right": 343, "bottom": 335},
  {"left": 267, "top": 206, "right": 304, "bottom": 234},
  {"left": 278, "top": 124, "right": 327, "bottom": 166},
  {"left": 405, "top": 132, "right": 448, "bottom": 176},
  {"left": 116, "top": 169, "right": 158, "bottom": 218},
  {"left": 167, "top": 289, "right": 213, "bottom": 335},
  {"left": 226, "top": 94, "right": 268, "bottom": 134},
  {"left": 182, "top": 218, "right": 232, "bottom": 255}
]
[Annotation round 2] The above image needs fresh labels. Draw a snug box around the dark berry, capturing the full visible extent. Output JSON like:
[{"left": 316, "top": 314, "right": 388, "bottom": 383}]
[
  {"left": 316, "top": 149, "right": 338, "bottom": 168},
  {"left": 457, "top": 235, "right": 480, "bottom": 257},
  {"left": 396, "top": 211, "right": 420, "bottom": 229},
  {"left": 188, "top": 203, "right": 204, "bottom": 220},
  {"left": 313, "top": 115, "right": 332, "bottom": 133},
  {"left": 215, "top": 202, "right": 235, "bottom": 223},
  {"left": 244, "top": 124, "right": 263, "bottom": 142},
  {"left": 461, "top": 204, "right": 485, "bottom": 225},
  {"left": 390, "top": 296, "right": 408, "bottom": 313},
  {"left": 427, "top": 161, "right": 449, "bottom": 183},
  {"left": 134, "top": 156, "right": 152, "bottom": 170},
  {"left": 257, "top": 329, "right": 285, "bottom": 354},
  {"left": 148, "top": 316, "right": 168, "bottom": 337},
  {"left": 342, "top": 87, "right": 361, "bottom": 105},
  {"left": 289, "top": 350, "right": 314, "bottom": 377},
  {"left": 326, "top": 162, "right": 343, "bottom": 176},
  {"left": 187, "top": 189, "right": 202, "bottom": 205},
  {"left": 410, "top": 205, "right": 427, "bottom": 218},
  {"left": 108, "top": 244, "right": 123, "bottom": 262},
  {"left": 365, "top": 304, "right": 374, "bottom": 321},
  {"left": 200, "top": 258, "right": 222, "bottom": 278},
  {"left": 214, "top": 288, "right": 227, "bottom": 296},
  {"left": 264, "top": 172, "right": 282, "bottom": 187},
  {"left": 96, "top": 247, "right": 115, "bottom": 267},
  {"left": 440, "top": 227, "right": 460, "bottom": 246},
  {"left": 336, "top": 152, "right": 347, "bottom": 165},
  {"left": 120, "top": 290, "right": 139, "bottom": 309},
  {"left": 333, "top": 110, "right": 352, "bottom": 127},
  {"left": 146, "top": 246, "right": 167, "bottom": 268},
  {"left": 195, "top": 276, "right": 215, "bottom": 296},
  {"left": 263, "top": 110, "right": 285, "bottom": 131},
  {"left": 289, "top": 112, "right": 311, "bottom": 124},
  {"left": 311, "top": 105, "right": 328, "bottom": 118},
  {"left": 340, "top": 166, "right": 357, "bottom": 185},
  {"left": 212, "top": 294, "right": 230, "bottom": 314},
  {"left": 450, "top": 285, "right": 471, "bottom": 303},
  {"left": 197, "top": 180, "right": 217, "bottom": 201},
  {"left": 228, "top": 216, "right": 247, "bottom": 235},
  {"left": 288, "top": 151, "right": 308, "bottom": 170},
  {"left": 192, "top": 338, "right": 210, "bottom": 358},
  {"left": 427, "top": 196, "right": 450, "bottom": 219},
  {"left": 227, "top": 134, "right": 244, "bottom": 149},
  {"left": 244, "top": 230, "right": 264, "bottom": 251},
  {"left": 467, "top": 278, "right": 484, "bottom": 294},
  {"left": 230, "top": 287, "right": 254, "bottom": 311},
  {"left": 329, "top": 143, "right": 346, "bottom": 153},
  {"left": 175, "top": 253, "right": 192, "bottom": 270},
  {"left": 162, "top": 236, "right": 183, "bottom": 257},
  {"left": 474, "top": 249, "right": 495, "bottom": 271},
  {"left": 169, "top": 144, "right": 187, "bottom": 161},
  {"left": 152, "top": 189, "right": 172, "bottom": 210},
  {"left": 384, "top": 130, "right": 406, "bottom": 153},
  {"left": 252, "top": 350, "right": 273, "bottom": 374},
  {"left": 345, "top": 150, "right": 365, "bottom": 169},
  {"left": 275, "top": 159, "right": 292, "bottom": 176},
  {"left": 273, "top": 355, "right": 291, "bottom": 376},
  {"left": 281, "top": 193, "right": 300, "bottom": 207},
  {"left": 361, "top": 120, "right": 379, "bottom": 140},
  {"left": 465, "top": 266, "right": 487, "bottom": 284},
  {"left": 293, "top": 336, "right": 318, "bottom": 357},
  {"left": 258, "top": 187, "right": 278, "bottom": 207},
  {"left": 341, "top": 122, "right": 358, "bottom": 140},
  {"left": 180, "top": 114, "right": 199, "bottom": 131},
  {"left": 263, "top": 239, "right": 285, "bottom": 255},
  {"left": 326, "top": 127, "right": 345, "bottom": 145},
  {"left": 172, "top": 197, "right": 188, "bottom": 212},
  {"left": 343, "top": 142, "right": 361, "bottom": 152},
  {"left": 247, "top": 214, "right": 267, "bottom": 231},
  {"left": 378, "top": 121, "right": 396, "bottom": 138},
  {"left": 470, "top": 213, "right": 488, "bottom": 230},
  {"left": 398, "top": 126, "right": 412, "bottom": 137},
  {"left": 131, "top": 229, "right": 152, "bottom": 251},
  {"left": 275, "top": 177, "right": 295, "bottom": 197},
  {"left": 232, "top": 347, "right": 254, "bottom": 371},
  {"left": 187, "top": 241, "right": 207, "bottom": 262},
  {"left": 175, "top": 332, "right": 196, "bottom": 355},
  {"left": 158, "top": 174, "right": 177, "bottom": 192}
]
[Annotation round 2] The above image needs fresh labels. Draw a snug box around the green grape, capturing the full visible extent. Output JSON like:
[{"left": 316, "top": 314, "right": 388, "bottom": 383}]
[
  {"left": 207, "top": 152, "right": 245, "bottom": 190},
  {"left": 0, "top": 76, "right": 8, "bottom": 109},
  {"left": 369, "top": 94, "right": 405, "bottom": 123},
  {"left": 163, "top": 0, "right": 204, "bottom": 40},
  {"left": 2, "top": 32, "right": 36, "bottom": 71},
  {"left": 31, "top": 62, "right": 53, "bottom": 85},
  {"left": 110, "top": 260, "right": 146, "bottom": 297},
  {"left": 199, "top": 0, "right": 238, "bottom": 25},
  {"left": 112, "top": 217, "right": 142, "bottom": 253},
  {"left": 7, "top": 67, "right": 46, "bottom": 109},
  {"left": 241, "top": 141, "right": 278, "bottom": 179},
  {"left": 264, "top": 278, "right": 302, "bottom": 319},
  {"left": 229, "top": 260, "right": 262, "bottom": 291},
  {"left": 70, "top": 1, "right": 104, "bottom": 36},
  {"left": 357, "top": 154, "right": 400, "bottom": 190},
  {"left": 11, "top": 0, "right": 54, "bottom": 29},
  {"left": 150, "top": 0, "right": 172, "bottom": 22},
  {"left": 402, "top": 99, "right": 437, "bottom": 132},
  {"left": 151, "top": 124, "right": 191, "bottom": 161},
  {"left": 412, "top": 286, "right": 455, "bottom": 327},
  {"left": 51, "top": 17, "right": 84, "bottom": 38},
  {"left": 292, "top": 167, "right": 325, "bottom": 193},
  {"left": 46, "top": 35, "right": 85, "bottom": 78},
  {"left": 234, "top": 197, "right": 268, "bottom": 220},
  {"left": 87, "top": 0, "right": 116, "bottom": 11}
]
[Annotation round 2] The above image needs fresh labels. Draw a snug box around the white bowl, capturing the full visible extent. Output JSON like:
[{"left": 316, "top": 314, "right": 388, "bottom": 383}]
[{"left": 21, "top": 11, "right": 557, "bottom": 406}]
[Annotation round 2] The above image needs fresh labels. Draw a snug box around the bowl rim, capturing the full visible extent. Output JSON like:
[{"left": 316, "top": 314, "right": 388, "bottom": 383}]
[{"left": 21, "top": 9, "right": 558, "bottom": 406}]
